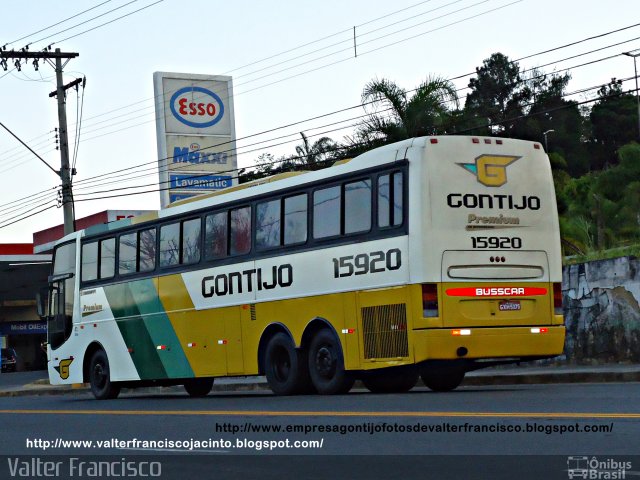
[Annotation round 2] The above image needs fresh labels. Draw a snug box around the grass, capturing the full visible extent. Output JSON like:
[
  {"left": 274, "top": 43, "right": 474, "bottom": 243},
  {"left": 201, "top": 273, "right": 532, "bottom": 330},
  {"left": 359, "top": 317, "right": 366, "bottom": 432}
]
[{"left": 564, "top": 244, "right": 640, "bottom": 265}]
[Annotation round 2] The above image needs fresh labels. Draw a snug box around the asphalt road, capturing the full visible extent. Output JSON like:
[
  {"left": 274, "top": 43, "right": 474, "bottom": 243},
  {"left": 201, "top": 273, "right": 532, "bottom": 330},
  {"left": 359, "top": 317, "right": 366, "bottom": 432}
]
[{"left": 0, "top": 383, "right": 638, "bottom": 479}]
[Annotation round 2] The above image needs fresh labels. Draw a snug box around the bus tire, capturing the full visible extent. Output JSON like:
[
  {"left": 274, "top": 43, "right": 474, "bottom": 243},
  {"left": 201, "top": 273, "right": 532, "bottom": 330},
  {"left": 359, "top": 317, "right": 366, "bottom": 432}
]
[
  {"left": 421, "top": 369, "right": 465, "bottom": 392},
  {"left": 89, "top": 349, "right": 121, "bottom": 400},
  {"left": 308, "top": 329, "right": 354, "bottom": 395},
  {"left": 184, "top": 378, "right": 214, "bottom": 397},
  {"left": 264, "top": 333, "right": 308, "bottom": 395},
  {"left": 363, "top": 368, "right": 418, "bottom": 393}
]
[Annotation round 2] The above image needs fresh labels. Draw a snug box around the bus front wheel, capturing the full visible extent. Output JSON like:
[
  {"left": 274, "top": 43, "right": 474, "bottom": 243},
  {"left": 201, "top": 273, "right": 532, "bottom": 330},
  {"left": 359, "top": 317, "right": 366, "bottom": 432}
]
[
  {"left": 264, "top": 333, "right": 310, "bottom": 395},
  {"left": 89, "top": 349, "right": 121, "bottom": 400},
  {"left": 308, "top": 329, "right": 354, "bottom": 395},
  {"left": 184, "top": 378, "right": 214, "bottom": 397}
]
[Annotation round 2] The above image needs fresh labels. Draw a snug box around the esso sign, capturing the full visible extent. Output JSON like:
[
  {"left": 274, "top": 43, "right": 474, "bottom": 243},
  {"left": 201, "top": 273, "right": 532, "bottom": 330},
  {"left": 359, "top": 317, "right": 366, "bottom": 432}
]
[{"left": 169, "top": 86, "right": 225, "bottom": 128}]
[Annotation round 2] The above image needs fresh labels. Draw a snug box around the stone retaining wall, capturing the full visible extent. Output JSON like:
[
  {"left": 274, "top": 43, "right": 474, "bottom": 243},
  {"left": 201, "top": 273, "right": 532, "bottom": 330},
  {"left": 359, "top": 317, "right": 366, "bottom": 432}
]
[{"left": 562, "top": 257, "right": 640, "bottom": 363}]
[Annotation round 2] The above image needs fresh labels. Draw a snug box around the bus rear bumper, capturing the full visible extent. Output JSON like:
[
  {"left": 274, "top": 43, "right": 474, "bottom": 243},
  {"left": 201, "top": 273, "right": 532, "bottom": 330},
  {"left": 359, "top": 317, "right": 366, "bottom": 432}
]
[{"left": 413, "top": 325, "right": 565, "bottom": 362}]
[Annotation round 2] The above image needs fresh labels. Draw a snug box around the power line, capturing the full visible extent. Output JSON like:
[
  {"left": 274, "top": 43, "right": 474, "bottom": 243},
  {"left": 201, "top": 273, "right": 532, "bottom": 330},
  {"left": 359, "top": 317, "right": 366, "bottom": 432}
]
[
  {"left": 3, "top": 79, "right": 636, "bottom": 229},
  {"left": 5, "top": 1, "right": 634, "bottom": 170},
  {"left": 0, "top": 121, "right": 58, "bottom": 175},
  {"left": 71, "top": 46, "right": 637, "bottom": 190},
  {"left": 1, "top": 0, "right": 497, "bottom": 151},
  {"left": 3, "top": 0, "right": 114, "bottom": 48},
  {"left": 27, "top": 0, "right": 142, "bottom": 46},
  {"left": 72, "top": 79, "right": 638, "bottom": 203},
  {"left": 2, "top": 42, "right": 630, "bottom": 207},
  {"left": 50, "top": 0, "right": 166, "bottom": 47},
  {"left": 2, "top": 17, "right": 638, "bottom": 208}
]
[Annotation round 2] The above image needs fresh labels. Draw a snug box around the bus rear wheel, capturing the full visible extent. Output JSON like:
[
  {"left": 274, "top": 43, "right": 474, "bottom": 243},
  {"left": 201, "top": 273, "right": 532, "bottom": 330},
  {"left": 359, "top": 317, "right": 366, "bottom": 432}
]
[
  {"left": 184, "top": 378, "right": 214, "bottom": 397},
  {"left": 264, "top": 333, "right": 310, "bottom": 395},
  {"left": 363, "top": 368, "right": 419, "bottom": 393},
  {"left": 89, "top": 349, "right": 121, "bottom": 400},
  {"left": 308, "top": 329, "right": 354, "bottom": 395},
  {"left": 421, "top": 368, "right": 465, "bottom": 392}
]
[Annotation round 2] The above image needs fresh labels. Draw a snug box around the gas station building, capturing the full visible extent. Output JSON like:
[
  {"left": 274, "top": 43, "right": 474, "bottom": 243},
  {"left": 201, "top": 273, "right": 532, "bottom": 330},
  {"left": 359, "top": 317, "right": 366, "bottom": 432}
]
[{"left": 0, "top": 210, "right": 151, "bottom": 372}]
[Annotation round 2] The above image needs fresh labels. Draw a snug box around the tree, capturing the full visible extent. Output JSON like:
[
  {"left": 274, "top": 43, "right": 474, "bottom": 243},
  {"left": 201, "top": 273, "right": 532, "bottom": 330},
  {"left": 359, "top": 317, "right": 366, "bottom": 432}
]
[
  {"left": 588, "top": 79, "right": 638, "bottom": 170},
  {"left": 356, "top": 75, "right": 458, "bottom": 143},
  {"left": 464, "top": 53, "right": 525, "bottom": 135},
  {"left": 294, "top": 132, "right": 338, "bottom": 170}
]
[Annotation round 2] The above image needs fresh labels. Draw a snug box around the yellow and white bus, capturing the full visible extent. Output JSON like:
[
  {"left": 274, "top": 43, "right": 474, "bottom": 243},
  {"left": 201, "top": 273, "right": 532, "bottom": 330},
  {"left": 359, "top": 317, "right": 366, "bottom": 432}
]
[{"left": 42, "top": 136, "right": 564, "bottom": 399}]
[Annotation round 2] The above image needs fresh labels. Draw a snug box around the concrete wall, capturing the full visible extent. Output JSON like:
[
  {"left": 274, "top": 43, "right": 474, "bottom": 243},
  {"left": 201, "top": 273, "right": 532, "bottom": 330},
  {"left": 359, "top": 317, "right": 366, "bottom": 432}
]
[{"left": 562, "top": 256, "right": 640, "bottom": 363}]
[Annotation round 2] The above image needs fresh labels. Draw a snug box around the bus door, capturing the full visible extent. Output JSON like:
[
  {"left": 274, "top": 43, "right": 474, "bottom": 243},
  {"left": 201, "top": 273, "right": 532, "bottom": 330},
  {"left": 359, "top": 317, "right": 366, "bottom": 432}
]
[{"left": 440, "top": 250, "right": 552, "bottom": 328}]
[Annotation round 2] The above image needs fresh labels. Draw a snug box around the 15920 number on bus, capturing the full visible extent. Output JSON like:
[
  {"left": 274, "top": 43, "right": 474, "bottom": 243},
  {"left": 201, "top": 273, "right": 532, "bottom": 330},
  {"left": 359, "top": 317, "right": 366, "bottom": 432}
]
[
  {"left": 332, "top": 249, "right": 402, "bottom": 278},
  {"left": 471, "top": 236, "right": 522, "bottom": 249}
]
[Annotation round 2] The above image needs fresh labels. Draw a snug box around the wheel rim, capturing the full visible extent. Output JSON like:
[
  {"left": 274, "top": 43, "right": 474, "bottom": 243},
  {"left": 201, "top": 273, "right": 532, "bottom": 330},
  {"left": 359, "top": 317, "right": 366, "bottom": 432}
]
[
  {"left": 93, "top": 362, "right": 107, "bottom": 390},
  {"left": 272, "top": 347, "right": 291, "bottom": 383},
  {"left": 315, "top": 345, "right": 336, "bottom": 379}
]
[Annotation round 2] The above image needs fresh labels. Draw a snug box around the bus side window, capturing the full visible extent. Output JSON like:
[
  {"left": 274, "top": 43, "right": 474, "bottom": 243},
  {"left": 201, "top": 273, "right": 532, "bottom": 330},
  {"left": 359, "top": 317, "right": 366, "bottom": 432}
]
[
  {"left": 100, "top": 238, "right": 116, "bottom": 279},
  {"left": 230, "top": 207, "right": 251, "bottom": 255},
  {"left": 182, "top": 218, "right": 201, "bottom": 264},
  {"left": 392, "top": 171, "right": 403, "bottom": 226},
  {"left": 160, "top": 223, "right": 180, "bottom": 267},
  {"left": 205, "top": 212, "right": 228, "bottom": 259},
  {"left": 378, "top": 174, "right": 391, "bottom": 228},
  {"left": 119, "top": 233, "right": 137, "bottom": 275},
  {"left": 81, "top": 242, "right": 98, "bottom": 282},
  {"left": 256, "top": 199, "right": 281, "bottom": 249},
  {"left": 139, "top": 228, "right": 156, "bottom": 272},
  {"left": 284, "top": 194, "right": 307, "bottom": 245},
  {"left": 344, "top": 179, "right": 371, "bottom": 234},
  {"left": 313, "top": 186, "right": 340, "bottom": 239},
  {"left": 378, "top": 172, "right": 403, "bottom": 228}
]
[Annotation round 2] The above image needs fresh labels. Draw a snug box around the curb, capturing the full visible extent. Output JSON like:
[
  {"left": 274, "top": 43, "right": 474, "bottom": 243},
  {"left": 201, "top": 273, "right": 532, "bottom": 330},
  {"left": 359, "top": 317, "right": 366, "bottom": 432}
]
[{"left": 0, "top": 370, "right": 639, "bottom": 397}]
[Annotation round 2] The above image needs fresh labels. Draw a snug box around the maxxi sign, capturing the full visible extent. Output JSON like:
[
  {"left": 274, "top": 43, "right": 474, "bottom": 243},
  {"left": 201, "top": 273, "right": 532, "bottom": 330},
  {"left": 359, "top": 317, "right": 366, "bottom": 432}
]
[{"left": 154, "top": 72, "right": 237, "bottom": 208}]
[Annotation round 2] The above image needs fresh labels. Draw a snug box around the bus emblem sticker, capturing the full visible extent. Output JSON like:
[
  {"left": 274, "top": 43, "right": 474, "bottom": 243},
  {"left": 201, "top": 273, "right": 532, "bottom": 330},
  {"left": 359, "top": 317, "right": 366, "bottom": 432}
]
[
  {"left": 458, "top": 154, "right": 521, "bottom": 187},
  {"left": 54, "top": 358, "right": 74, "bottom": 380}
]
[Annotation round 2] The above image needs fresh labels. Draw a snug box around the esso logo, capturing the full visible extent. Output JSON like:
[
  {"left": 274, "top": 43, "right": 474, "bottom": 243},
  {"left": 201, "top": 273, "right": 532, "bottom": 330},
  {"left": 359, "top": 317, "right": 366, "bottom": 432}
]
[{"left": 169, "top": 86, "right": 224, "bottom": 128}]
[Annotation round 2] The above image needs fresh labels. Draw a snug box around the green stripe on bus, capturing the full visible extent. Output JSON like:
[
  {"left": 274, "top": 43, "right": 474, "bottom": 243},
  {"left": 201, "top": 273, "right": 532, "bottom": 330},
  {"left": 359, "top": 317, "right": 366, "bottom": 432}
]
[
  {"left": 105, "top": 282, "right": 167, "bottom": 380},
  {"left": 129, "top": 280, "right": 194, "bottom": 379}
]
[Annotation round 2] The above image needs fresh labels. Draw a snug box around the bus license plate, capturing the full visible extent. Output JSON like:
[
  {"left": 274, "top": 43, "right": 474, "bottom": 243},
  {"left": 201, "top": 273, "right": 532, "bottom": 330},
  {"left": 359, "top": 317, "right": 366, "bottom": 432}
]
[{"left": 499, "top": 300, "right": 521, "bottom": 311}]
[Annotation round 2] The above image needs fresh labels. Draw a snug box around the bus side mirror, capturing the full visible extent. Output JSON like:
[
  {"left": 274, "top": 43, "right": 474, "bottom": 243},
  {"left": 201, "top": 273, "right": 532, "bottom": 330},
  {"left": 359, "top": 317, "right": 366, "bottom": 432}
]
[{"left": 36, "top": 289, "right": 48, "bottom": 319}]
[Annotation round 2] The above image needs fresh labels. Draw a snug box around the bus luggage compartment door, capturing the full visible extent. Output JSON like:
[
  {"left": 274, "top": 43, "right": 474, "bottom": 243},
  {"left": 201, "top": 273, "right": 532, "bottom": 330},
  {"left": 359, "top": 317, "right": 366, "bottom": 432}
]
[{"left": 440, "top": 250, "right": 551, "bottom": 328}]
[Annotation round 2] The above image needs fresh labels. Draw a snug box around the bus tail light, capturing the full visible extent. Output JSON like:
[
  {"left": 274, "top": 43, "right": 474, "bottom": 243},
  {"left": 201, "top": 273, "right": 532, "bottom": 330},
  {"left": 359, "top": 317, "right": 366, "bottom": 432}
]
[
  {"left": 452, "top": 329, "right": 471, "bottom": 336},
  {"left": 422, "top": 283, "right": 439, "bottom": 317},
  {"left": 553, "top": 283, "right": 563, "bottom": 315}
]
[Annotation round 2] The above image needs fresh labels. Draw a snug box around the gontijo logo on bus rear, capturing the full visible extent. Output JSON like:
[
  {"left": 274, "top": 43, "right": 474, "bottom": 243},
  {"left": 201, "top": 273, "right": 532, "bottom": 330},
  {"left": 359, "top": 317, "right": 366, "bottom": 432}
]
[
  {"left": 170, "top": 86, "right": 225, "bottom": 128},
  {"left": 458, "top": 154, "right": 521, "bottom": 187}
]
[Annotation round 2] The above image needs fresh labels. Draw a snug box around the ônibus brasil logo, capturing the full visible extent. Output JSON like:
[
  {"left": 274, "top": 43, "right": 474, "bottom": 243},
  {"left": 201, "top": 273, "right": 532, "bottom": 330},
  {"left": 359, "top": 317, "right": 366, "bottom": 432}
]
[
  {"left": 458, "top": 154, "right": 521, "bottom": 187},
  {"left": 170, "top": 86, "right": 225, "bottom": 128}
]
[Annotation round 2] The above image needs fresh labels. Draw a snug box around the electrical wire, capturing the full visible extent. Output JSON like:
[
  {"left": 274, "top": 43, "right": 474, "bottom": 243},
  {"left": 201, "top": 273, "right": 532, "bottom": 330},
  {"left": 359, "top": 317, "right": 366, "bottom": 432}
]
[
  {"left": 72, "top": 79, "right": 639, "bottom": 203},
  {"left": 27, "top": 0, "right": 142, "bottom": 46},
  {"left": 3, "top": 0, "right": 114, "bottom": 48},
  {"left": 2, "top": 17, "right": 639, "bottom": 209},
  {"left": 2, "top": 79, "right": 636, "bottom": 229}
]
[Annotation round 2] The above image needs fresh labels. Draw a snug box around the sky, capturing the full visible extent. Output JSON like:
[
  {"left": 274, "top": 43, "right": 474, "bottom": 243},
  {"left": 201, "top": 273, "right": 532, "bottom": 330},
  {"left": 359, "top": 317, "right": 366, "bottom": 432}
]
[{"left": 0, "top": 0, "right": 638, "bottom": 243}]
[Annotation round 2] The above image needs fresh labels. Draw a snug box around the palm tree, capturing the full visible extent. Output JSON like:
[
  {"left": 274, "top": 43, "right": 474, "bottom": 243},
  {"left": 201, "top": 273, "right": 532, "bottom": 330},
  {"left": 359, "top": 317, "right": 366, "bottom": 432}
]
[
  {"left": 294, "top": 132, "right": 338, "bottom": 170},
  {"left": 357, "top": 75, "right": 459, "bottom": 143}
]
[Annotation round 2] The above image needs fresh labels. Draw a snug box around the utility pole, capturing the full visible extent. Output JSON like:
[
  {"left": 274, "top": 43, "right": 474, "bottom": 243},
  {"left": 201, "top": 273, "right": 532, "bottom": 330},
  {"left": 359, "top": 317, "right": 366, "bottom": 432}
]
[
  {"left": 622, "top": 51, "right": 640, "bottom": 140},
  {"left": 0, "top": 47, "right": 79, "bottom": 234}
]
